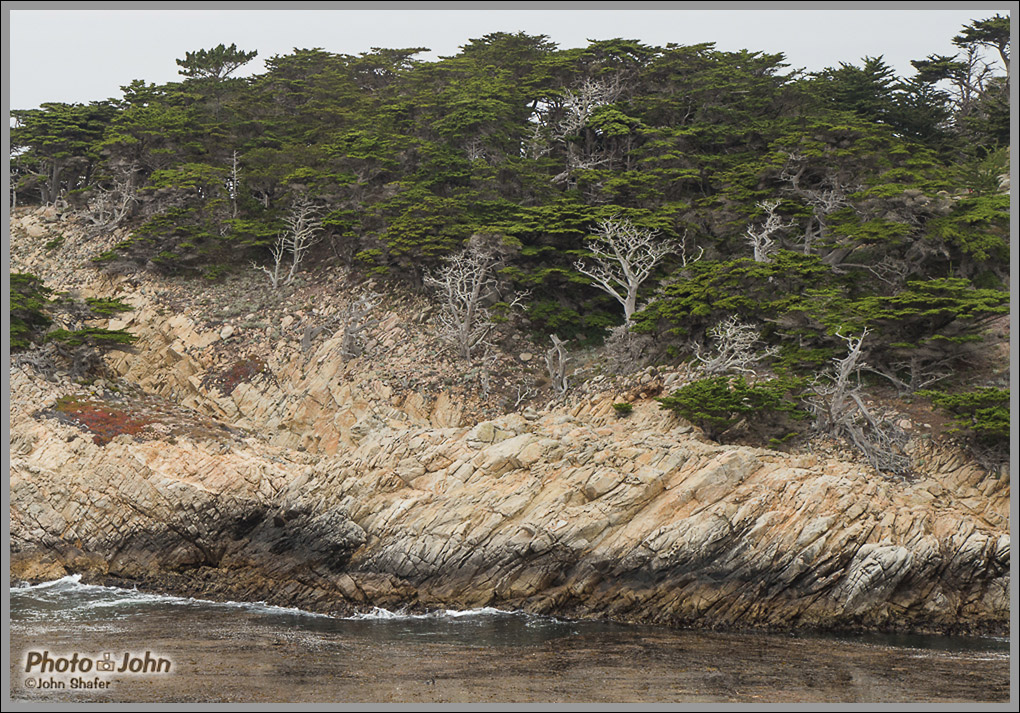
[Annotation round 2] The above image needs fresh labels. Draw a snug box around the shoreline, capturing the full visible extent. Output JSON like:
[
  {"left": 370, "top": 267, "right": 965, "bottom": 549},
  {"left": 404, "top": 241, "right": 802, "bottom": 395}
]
[
  {"left": 10, "top": 570, "right": 1010, "bottom": 640},
  {"left": 10, "top": 579, "right": 1010, "bottom": 704}
]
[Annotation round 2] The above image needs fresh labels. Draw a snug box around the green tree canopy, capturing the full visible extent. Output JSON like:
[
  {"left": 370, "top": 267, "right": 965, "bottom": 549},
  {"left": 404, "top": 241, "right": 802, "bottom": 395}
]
[{"left": 177, "top": 43, "right": 258, "bottom": 80}]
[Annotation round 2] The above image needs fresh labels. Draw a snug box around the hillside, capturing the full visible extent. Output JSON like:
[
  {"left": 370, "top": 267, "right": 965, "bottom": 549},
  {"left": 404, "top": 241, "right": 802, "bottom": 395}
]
[{"left": 9, "top": 208, "right": 1009, "bottom": 634}]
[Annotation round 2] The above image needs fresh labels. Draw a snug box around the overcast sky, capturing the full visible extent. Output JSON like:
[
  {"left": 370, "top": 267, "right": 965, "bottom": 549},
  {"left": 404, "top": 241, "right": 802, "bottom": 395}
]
[{"left": 6, "top": 6, "right": 1012, "bottom": 110}]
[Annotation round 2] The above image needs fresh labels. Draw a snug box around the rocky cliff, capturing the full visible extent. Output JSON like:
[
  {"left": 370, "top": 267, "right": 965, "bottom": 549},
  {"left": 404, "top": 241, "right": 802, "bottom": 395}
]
[{"left": 9, "top": 207, "right": 1010, "bottom": 634}]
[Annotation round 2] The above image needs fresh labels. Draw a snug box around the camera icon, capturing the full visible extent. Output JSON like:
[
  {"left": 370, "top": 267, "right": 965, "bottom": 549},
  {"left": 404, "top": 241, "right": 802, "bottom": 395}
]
[{"left": 96, "top": 653, "right": 115, "bottom": 672}]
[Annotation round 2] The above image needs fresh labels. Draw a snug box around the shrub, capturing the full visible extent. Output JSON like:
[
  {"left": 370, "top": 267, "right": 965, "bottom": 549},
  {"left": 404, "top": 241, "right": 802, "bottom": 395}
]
[
  {"left": 612, "top": 402, "right": 634, "bottom": 417},
  {"left": 10, "top": 272, "right": 136, "bottom": 373},
  {"left": 10, "top": 273, "right": 53, "bottom": 351},
  {"left": 919, "top": 387, "right": 1009, "bottom": 446},
  {"left": 657, "top": 375, "right": 807, "bottom": 441},
  {"left": 47, "top": 327, "right": 137, "bottom": 349}
]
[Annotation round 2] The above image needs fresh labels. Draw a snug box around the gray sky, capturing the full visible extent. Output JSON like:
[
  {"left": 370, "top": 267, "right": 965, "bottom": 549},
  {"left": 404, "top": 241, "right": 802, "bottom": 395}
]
[{"left": 6, "top": 6, "right": 1012, "bottom": 110}]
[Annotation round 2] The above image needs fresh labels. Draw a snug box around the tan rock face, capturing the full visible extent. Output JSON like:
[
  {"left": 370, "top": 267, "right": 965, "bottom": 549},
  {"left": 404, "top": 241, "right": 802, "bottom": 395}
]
[
  {"left": 10, "top": 359, "right": 1009, "bottom": 633},
  {"left": 8, "top": 211, "right": 1011, "bottom": 634}
]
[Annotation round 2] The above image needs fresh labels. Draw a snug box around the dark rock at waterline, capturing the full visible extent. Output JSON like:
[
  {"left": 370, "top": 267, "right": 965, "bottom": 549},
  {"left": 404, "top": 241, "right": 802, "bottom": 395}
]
[{"left": 10, "top": 367, "right": 1009, "bottom": 635}]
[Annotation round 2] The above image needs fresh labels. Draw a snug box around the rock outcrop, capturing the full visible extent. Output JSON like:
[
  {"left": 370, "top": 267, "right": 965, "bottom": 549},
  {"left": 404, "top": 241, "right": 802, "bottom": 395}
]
[
  {"left": 8, "top": 208, "right": 1010, "bottom": 634},
  {"left": 10, "top": 368, "right": 1009, "bottom": 633}
]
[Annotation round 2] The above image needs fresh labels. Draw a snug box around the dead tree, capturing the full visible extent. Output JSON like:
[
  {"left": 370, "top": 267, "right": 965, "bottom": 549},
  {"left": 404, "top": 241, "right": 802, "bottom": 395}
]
[
  {"left": 807, "top": 330, "right": 910, "bottom": 473},
  {"left": 87, "top": 175, "right": 138, "bottom": 230},
  {"left": 477, "top": 352, "right": 500, "bottom": 396},
  {"left": 929, "top": 45, "right": 1001, "bottom": 118},
  {"left": 554, "top": 76, "right": 622, "bottom": 140},
  {"left": 602, "top": 322, "right": 658, "bottom": 374},
  {"left": 744, "top": 199, "right": 793, "bottom": 263},
  {"left": 252, "top": 198, "right": 323, "bottom": 289},
  {"left": 693, "top": 316, "right": 779, "bottom": 375},
  {"left": 779, "top": 152, "right": 857, "bottom": 256},
  {"left": 340, "top": 291, "right": 380, "bottom": 359},
  {"left": 508, "top": 384, "right": 536, "bottom": 411},
  {"left": 553, "top": 76, "right": 623, "bottom": 176},
  {"left": 281, "top": 198, "right": 323, "bottom": 284},
  {"left": 864, "top": 352, "right": 957, "bottom": 395},
  {"left": 524, "top": 119, "right": 552, "bottom": 160},
  {"left": 545, "top": 334, "right": 570, "bottom": 397},
  {"left": 252, "top": 234, "right": 287, "bottom": 289},
  {"left": 424, "top": 236, "right": 526, "bottom": 361},
  {"left": 12, "top": 343, "right": 61, "bottom": 381},
  {"left": 229, "top": 150, "right": 241, "bottom": 219},
  {"left": 575, "top": 217, "right": 698, "bottom": 324}
]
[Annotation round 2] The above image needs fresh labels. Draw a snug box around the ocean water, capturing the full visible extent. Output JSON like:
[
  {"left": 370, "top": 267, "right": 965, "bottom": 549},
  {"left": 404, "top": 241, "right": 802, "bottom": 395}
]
[{"left": 8, "top": 576, "right": 1011, "bottom": 703}]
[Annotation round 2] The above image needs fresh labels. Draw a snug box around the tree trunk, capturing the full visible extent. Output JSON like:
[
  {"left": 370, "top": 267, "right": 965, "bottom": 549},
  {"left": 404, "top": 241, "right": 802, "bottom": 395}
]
[
  {"left": 48, "top": 160, "right": 64, "bottom": 206},
  {"left": 624, "top": 289, "right": 638, "bottom": 324}
]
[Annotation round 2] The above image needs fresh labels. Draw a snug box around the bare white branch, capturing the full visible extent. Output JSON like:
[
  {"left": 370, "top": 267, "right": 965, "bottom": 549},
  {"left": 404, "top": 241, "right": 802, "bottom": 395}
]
[
  {"left": 779, "top": 152, "right": 860, "bottom": 255},
  {"left": 87, "top": 175, "right": 138, "bottom": 229},
  {"left": 282, "top": 198, "right": 323, "bottom": 284},
  {"left": 677, "top": 233, "right": 705, "bottom": 268},
  {"left": 744, "top": 199, "right": 793, "bottom": 263},
  {"left": 693, "top": 316, "right": 779, "bottom": 375},
  {"left": 807, "top": 329, "right": 910, "bottom": 473},
  {"left": 574, "top": 217, "right": 691, "bottom": 323},
  {"left": 549, "top": 76, "right": 625, "bottom": 181},
  {"left": 477, "top": 352, "right": 501, "bottom": 396},
  {"left": 229, "top": 150, "right": 241, "bottom": 219},
  {"left": 252, "top": 233, "right": 287, "bottom": 290},
  {"left": 523, "top": 119, "right": 552, "bottom": 160},
  {"left": 554, "top": 76, "right": 623, "bottom": 140},
  {"left": 340, "top": 291, "right": 381, "bottom": 360},
  {"left": 545, "top": 334, "right": 570, "bottom": 398},
  {"left": 510, "top": 385, "right": 536, "bottom": 411},
  {"left": 424, "top": 236, "right": 525, "bottom": 361}
]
